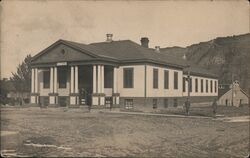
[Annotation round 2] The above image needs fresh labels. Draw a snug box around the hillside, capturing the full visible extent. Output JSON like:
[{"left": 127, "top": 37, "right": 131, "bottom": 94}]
[{"left": 161, "top": 33, "right": 250, "bottom": 94}]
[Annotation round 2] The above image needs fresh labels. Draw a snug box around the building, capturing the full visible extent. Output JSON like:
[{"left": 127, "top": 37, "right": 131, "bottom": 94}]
[
  {"left": 30, "top": 34, "right": 218, "bottom": 110},
  {"left": 218, "top": 81, "right": 249, "bottom": 107}
]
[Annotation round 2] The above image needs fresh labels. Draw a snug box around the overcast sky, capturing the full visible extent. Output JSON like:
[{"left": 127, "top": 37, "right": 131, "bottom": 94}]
[{"left": 1, "top": 0, "right": 249, "bottom": 78}]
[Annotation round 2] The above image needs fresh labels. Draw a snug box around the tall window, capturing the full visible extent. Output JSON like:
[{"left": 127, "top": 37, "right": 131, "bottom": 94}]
[
  {"left": 174, "top": 71, "right": 178, "bottom": 89},
  {"left": 164, "top": 70, "right": 169, "bottom": 89},
  {"left": 153, "top": 68, "right": 158, "bottom": 89},
  {"left": 206, "top": 80, "right": 208, "bottom": 92},
  {"left": 123, "top": 68, "right": 134, "bottom": 88},
  {"left": 58, "top": 67, "right": 67, "bottom": 88},
  {"left": 201, "top": 79, "right": 204, "bottom": 93},
  {"left": 215, "top": 81, "right": 217, "bottom": 93},
  {"left": 183, "top": 77, "right": 186, "bottom": 92},
  {"left": 195, "top": 78, "right": 198, "bottom": 92},
  {"left": 189, "top": 78, "right": 192, "bottom": 92},
  {"left": 43, "top": 70, "right": 50, "bottom": 89},
  {"left": 210, "top": 80, "right": 213, "bottom": 93}
]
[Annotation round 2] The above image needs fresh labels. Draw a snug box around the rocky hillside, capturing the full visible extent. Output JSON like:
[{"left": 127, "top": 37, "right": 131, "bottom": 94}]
[{"left": 161, "top": 33, "right": 250, "bottom": 94}]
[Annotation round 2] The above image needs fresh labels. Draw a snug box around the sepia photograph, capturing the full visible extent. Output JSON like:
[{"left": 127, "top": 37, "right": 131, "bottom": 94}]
[{"left": 0, "top": 0, "right": 249, "bottom": 157}]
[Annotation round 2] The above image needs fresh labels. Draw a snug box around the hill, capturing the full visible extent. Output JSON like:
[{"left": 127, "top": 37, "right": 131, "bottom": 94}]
[{"left": 160, "top": 33, "right": 250, "bottom": 94}]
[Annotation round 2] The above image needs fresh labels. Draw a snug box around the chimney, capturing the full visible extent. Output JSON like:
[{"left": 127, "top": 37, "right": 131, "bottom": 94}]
[
  {"left": 182, "top": 53, "right": 187, "bottom": 60},
  {"left": 140, "top": 37, "right": 149, "bottom": 48},
  {"left": 155, "top": 46, "right": 160, "bottom": 52},
  {"left": 106, "top": 34, "right": 113, "bottom": 42}
]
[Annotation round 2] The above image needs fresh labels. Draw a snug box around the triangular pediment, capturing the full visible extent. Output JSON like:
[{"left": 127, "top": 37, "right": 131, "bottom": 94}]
[{"left": 32, "top": 40, "right": 98, "bottom": 64}]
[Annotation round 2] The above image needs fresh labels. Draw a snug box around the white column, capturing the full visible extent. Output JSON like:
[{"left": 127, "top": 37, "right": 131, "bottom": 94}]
[
  {"left": 70, "top": 66, "right": 74, "bottom": 93},
  {"left": 50, "top": 67, "right": 54, "bottom": 93},
  {"left": 97, "top": 65, "right": 101, "bottom": 93},
  {"left": 101, "top": 65, "right": 104, "bottom": 93},
  {"left": 34, "top": 68, "right": 38, "bottom": 93},
  {"left": 74, "top": 66, "right": 78, "bottom": 93},
  {"left": 113, "top": 67, "right": 117, "bottom": 93},
  {"left": 31, "top": 68, "right": 35, "bottom": 93},
  {"left": 54, "top": 67, "right": 57, "bottom": 93},
  {"left": 93, "top": 65, "right": 97, "bottom": 93}
]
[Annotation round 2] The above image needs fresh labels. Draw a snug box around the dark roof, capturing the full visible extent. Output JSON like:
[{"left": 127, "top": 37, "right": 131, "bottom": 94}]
[
  {"left": 183, "top": 65, "right": 218, "bottom": 78},
  {"left": 90, "top": 40, "right": 188, "bottom": 68}
]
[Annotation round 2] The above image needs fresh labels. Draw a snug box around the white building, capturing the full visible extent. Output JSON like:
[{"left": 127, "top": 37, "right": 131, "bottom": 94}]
[{"left": 30, "top": 34, "right": 218, "bottom": 110}]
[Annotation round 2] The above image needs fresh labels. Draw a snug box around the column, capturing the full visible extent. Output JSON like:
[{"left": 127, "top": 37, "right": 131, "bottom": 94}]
[
  {"left": 74, "top": 66, "right": 78, "bottom": 93},
  {"left": 75, "top": 66, "right": 79, "bottom": 105},
  {"left": 30, "top": 68, "right": 36, "bottom": 104},
  {"left": 113, "top": 67, "right": 120, "bottom": 105},
  {"left": 31, "top": 68, "right": 35, "bottom": 93},
  {"left": 54, "top": 67, "right": 57, "bottom": 93},
  {"left": 50, "top": 67, "right": 54, "bottom": 93},
  {"left": 101, "top": 65, "right": 104, "bottom": 93},
  {"left": 70, "top": 66, "right": 76, "bottom": 105},
  {"left": 70, "top": 66, "right": 74, "bottom": 93},
  {"left": 113, "top": 67, "right": 117, "bottom": 93},
  {"left": 34, "top": 68, "right": 38, "bottom": 93},
  {"left": 93, "top": 65, "right": 97, "bottom": 93},
  {"left": 97, "top": 65, "right": 101, "bottom": 93}
]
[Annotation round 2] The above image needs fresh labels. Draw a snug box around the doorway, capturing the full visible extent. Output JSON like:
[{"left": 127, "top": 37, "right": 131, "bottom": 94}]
[{"left": 78, "top": 65, "right": 93, "bottom": 105}]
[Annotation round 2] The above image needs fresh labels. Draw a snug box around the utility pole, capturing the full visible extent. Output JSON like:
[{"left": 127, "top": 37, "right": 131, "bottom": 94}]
[{"left": 231, "top": 73, "right": 234, "bottom": 106}]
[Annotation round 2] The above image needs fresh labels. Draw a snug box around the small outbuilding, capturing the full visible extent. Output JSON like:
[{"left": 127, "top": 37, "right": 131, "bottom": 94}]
[{"left": 218, "top": 81, "right": 249, "bottom": 107}]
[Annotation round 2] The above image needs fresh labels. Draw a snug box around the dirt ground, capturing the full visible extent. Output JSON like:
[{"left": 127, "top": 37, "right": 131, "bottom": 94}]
[{"left": 1, "top": 107, "right": 249, "bottom": 157}]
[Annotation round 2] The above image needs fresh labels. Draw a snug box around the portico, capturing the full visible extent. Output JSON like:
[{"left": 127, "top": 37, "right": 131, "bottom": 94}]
[{"left": 30, "top": 63, "right": 120, "bottom": 107}]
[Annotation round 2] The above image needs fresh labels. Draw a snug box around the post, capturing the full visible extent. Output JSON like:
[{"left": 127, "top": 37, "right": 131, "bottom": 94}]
[
  {"left": 231, "top": 73, "right": 234, "bottom": 106},
  {"left": 34, "top": 68, "right": 38, "bottom": 93},
  {"left": 54, "top": 67, "right": 57, "bottom": 93},
  {"left": 31, "top": 68, "right": 35, "bottom": 93},
  {"left": 50, "top": 67, "right": 54, "bottom": 93},
  {"left": 93, "top": 65, "right": 96, "bottom": 93},
  {"left": 70, "top": 66, "right": 74, "bottom": 93},
  {"left": 74, "top": 66, "right": 78, "bottom": 93}
]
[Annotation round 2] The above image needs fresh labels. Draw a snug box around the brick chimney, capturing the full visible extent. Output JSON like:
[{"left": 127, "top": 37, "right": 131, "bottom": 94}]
[
  {"left": 140, "top": 37, "right": 149, "bottom": 48},
  {"left": 155, "top": 46, "right": 160, "bottom": 52},
  {"left": 106, "top": 34, "right": 113, "bottom": 42}
]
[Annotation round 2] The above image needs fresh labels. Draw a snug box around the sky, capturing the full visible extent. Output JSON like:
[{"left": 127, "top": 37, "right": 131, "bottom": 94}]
[{"left": 1, "top": 0, "right": 249, "bottom": 78}]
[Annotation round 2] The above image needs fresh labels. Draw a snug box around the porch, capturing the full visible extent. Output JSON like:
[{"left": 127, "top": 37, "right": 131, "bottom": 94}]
[{"left": 30, "top": 64, "right": 120, "bottom": 107}]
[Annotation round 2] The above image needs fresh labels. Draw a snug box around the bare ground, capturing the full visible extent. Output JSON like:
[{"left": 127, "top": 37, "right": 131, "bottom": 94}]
[{"left": 1, "top": 107, "right": 249, "bottom": 157}]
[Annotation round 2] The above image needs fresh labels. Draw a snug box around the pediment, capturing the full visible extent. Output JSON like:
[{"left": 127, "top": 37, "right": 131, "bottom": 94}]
[{"left": 32, "top": 41, "right": 96, "bottom": 64}]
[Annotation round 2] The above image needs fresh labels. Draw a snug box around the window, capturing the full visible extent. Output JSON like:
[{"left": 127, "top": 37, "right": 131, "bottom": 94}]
[
  {"left": 153, "top": 68, "right": 158, "bottom": 89},
  {"left": 201, "top": 79, "right": 204, "bottom": 93},
  {"left": 123, "top": 68, "right": 134, "bottom": 88},
  {"left": 153, "top": 99, "right": 157, "bottom": 109},
  {"left": 174, "top": 71, "right": 178, "bottom": 89},
  {"left": 164, "top": 70, "right": 169, "bottom": 89},
  {"left": 210, "top": 80, "right": 213, "bottom": 93},
  {"left": 195, "top": 78, "right": 198, "bottom": 92},
  {"left": 206, "top": 80, "right": 208, "bottom": 92},
  {"left": 43, "top": 70, "right": 50, "bottom": 89},
  {"left": 124, "top": 99, "right": 133, "bottom": 109},
  {"left": 183, "top": 77, "right": 186, "bottom": 92},
  {"left": 189, "top": 78, "right": 192, "bottom": 92},
  {"left": 215, "top": 81, "right": 217, "bottom": 93},
  {"left": 58, "top": 67, "right": 67, "bottom": 88},
  {"left": 164, "top": 99, "right": 168, "bottom": 108},
  {"left": 173, "top": 98, "right": 178, "bottom": 107}
]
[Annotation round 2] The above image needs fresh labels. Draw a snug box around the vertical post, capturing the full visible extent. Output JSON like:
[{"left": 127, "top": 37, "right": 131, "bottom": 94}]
[
  {"left": 113, "top": 67, "right": 117, "bottom": 93},
  {"left": 93, "top": 65, "right": 97, "bottom": 93},
  {"left": 34, "top": 68, "right": 38, "bottom": 93},
  {"left": 101, "top": 65, "right": 104, "bottom": 93},
  {"left": 54, "top": 67, "right": 57, "bottom": 93},
  {"left": 97, "top": 65, "right": 101, "bottom": 93},
  {"left": 231, "top": 74, "right": 234, "bottom": 106},
  {"left": 70, "top": 66, "right": 74, "bottom": 93},
  {"left": 50, "top": 67, "right": 54, "bottom": 93},
  {"left": 74, "top": 66, "right": 78, "bottom": 93},
  {"left": 31, "top": 68, "right": 35, "bottom": 93}
]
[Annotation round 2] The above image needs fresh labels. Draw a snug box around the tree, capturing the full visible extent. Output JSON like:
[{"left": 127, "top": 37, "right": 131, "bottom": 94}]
[{"left": 10, "top": 54, "right": 32, "bottom": 104}]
